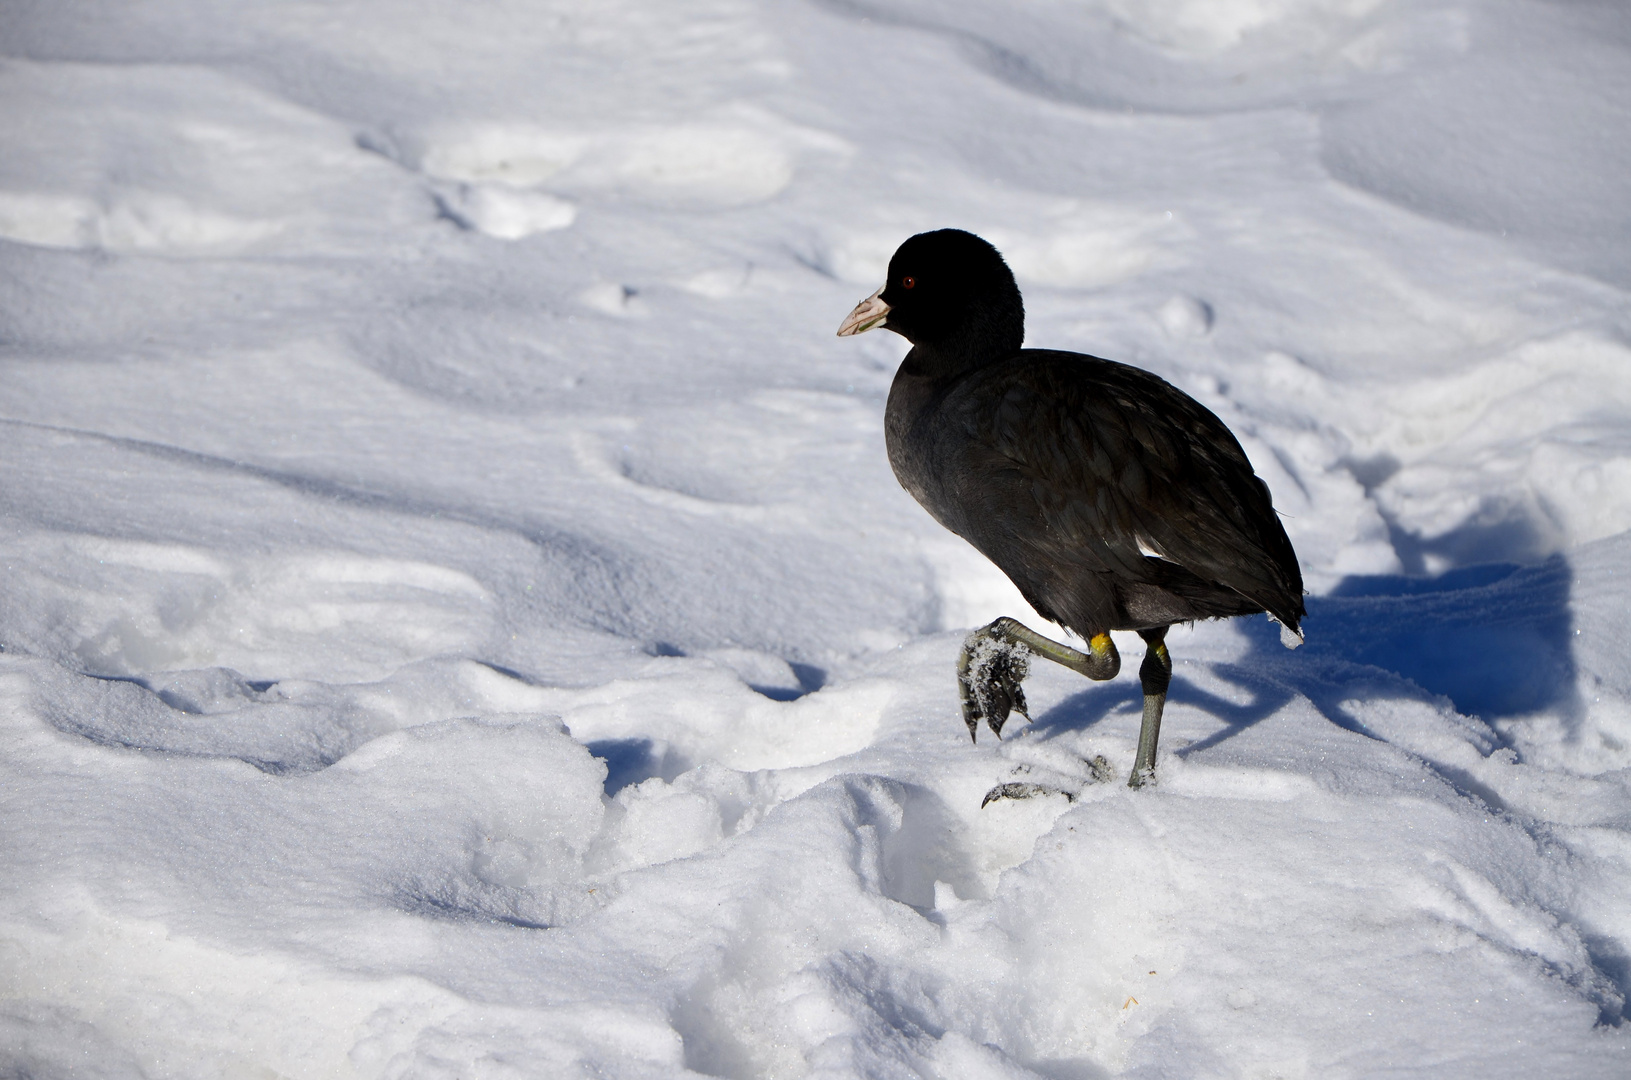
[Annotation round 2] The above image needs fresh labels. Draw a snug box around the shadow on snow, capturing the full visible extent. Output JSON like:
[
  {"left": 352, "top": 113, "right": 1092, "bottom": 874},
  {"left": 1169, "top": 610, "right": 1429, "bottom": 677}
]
[
  {"left": 1033, "top": 553, "right": 1577, "bottom": 754},
  {"left": 1025, "top": 552, "right": 1625, "bottom": 1022}
]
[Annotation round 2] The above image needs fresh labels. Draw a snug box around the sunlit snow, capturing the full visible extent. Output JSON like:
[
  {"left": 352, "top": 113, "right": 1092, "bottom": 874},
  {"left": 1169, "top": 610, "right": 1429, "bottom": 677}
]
[{"left": 3, "top": 1, "right": 1630, "bottom": 1076}]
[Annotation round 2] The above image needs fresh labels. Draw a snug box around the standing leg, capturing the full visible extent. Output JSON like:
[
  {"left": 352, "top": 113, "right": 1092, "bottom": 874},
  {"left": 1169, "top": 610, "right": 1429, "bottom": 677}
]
[{"left": 1128, "top": 626, "right": 1172, "bottom": 788}]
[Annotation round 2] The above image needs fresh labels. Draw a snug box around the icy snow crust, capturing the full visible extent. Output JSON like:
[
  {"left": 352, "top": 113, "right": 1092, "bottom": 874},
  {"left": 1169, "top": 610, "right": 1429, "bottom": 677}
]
[{"left": 3, "top": 0, "right": 1631, "bottom": 1075}]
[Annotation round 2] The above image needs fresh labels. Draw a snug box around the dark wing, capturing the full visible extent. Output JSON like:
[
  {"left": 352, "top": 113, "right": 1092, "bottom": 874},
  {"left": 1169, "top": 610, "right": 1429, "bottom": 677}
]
[{"left": 938, "top": 351, "right": 1304, "bottom": 631}]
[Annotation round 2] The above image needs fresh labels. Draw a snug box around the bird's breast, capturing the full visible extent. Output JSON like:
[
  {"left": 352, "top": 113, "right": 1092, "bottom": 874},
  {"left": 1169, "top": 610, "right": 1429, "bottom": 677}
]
[{"left": 885, "top": 368, "right": 963, "bottom": 531}]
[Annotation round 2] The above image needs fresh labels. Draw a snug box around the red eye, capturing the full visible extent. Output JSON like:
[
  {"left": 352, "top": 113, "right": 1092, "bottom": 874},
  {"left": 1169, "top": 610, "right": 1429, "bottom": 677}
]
[{"left": 902, "top": 276, "right": 915, "bottom": 289}]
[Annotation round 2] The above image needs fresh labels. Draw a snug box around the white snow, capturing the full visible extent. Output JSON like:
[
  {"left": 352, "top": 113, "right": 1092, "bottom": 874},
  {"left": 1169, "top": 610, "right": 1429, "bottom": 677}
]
[{"left": 2, "top": 0, "right": 1630, "bottom": 1076}]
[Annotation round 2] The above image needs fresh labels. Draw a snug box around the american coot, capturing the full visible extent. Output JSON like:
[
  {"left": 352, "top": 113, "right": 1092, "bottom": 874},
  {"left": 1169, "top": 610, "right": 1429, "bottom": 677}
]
[{"left": 839, "top": 229, "right": 1304, "bottom": 789}]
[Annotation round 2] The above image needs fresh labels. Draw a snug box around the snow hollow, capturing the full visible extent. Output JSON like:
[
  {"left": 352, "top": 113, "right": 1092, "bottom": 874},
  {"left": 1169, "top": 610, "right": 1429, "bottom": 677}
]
[{"left": 2, "top": 1, "right": 1630, "bottom": 1076}]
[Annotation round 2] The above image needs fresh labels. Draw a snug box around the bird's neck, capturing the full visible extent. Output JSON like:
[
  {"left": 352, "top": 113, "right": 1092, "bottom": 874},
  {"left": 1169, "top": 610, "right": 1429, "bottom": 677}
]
[
  {"left": 898, "top": 302, "right": 1022, "bottom": 380},
  {"left": 900, "top": 334, "right": 1020, "bottom": 381}
]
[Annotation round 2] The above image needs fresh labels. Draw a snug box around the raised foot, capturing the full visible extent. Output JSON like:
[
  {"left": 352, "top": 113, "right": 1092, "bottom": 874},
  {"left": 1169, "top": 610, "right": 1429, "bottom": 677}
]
[
  {"left": 958, "top": 631, "right": 1032, "bottom": 741},
  {"left": 957, "top": 618, "right": 1123, "bottom": 743}
]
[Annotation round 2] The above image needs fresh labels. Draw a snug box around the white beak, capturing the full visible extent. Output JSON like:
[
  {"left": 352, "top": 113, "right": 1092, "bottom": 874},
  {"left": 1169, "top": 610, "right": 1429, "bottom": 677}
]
[{"left": 836, "top": 286, "right": 890, "bottom": 337}]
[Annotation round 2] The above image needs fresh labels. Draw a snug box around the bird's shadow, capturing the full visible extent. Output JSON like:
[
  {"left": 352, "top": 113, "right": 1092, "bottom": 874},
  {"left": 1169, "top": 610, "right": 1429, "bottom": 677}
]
[
  {"left": 1027, "top": 552, "right": 1578, "bottom": 760},
  {"left": 1016, "top": 548, "right": 1624, "bottom": 1024},
  {"left": 1025, "top": 652, "right": 1307, "bottom": 755}
]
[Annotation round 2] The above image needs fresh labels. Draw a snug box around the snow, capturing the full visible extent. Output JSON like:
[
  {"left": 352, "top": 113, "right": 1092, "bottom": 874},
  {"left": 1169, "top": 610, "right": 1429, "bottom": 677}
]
[{"left": 2, "top": 0, "right": 1630, "bottom": 1075}]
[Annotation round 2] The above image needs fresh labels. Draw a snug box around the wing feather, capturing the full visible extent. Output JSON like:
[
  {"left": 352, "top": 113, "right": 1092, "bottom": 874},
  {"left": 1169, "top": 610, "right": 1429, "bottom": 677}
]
[{"left": 937, "top": 351, "right": 1304, "bottom": 629}]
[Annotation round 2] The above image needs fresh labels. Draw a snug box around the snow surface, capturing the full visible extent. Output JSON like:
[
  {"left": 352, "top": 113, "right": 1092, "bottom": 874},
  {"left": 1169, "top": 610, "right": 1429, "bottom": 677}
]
[{"left": 3, "top": 0, "right": 1631, "bottom": 1076}]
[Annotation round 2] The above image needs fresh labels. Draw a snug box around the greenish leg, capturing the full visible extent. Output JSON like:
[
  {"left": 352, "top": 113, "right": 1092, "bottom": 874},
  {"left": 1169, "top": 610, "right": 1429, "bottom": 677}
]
[
  {"left": 1128, "top": 627, "right": 1172, "bottom": 789},
  {"left": 958, "top": 617, "right": 1121, "bottom": 741}
]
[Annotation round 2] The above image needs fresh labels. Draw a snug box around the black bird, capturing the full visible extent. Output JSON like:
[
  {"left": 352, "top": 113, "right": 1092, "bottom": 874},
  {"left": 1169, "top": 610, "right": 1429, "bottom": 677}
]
[{"left": 838, "top": 229, "right": 1304, "bottom": 788}]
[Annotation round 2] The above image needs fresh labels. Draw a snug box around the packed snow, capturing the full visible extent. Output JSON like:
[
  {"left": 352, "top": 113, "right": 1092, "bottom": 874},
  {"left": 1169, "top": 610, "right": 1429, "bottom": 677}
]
[{"left": 3, "top": 0, "right": 1631, "bottom": 1076}]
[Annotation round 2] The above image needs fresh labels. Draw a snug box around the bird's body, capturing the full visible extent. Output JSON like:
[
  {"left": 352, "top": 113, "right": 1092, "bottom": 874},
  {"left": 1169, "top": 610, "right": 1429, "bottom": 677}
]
[
  {"left": 840, "top": 228, "right": 1304, "bottom": 788},
  {"left": 885, "top": 348, "right": 1303, "bottom": 642}
]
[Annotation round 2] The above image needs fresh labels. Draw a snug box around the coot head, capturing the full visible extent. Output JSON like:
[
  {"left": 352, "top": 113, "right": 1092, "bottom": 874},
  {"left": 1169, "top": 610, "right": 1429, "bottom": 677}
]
[{"left": 838, "top": 229, "right": 1024, "bottom": 361}]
